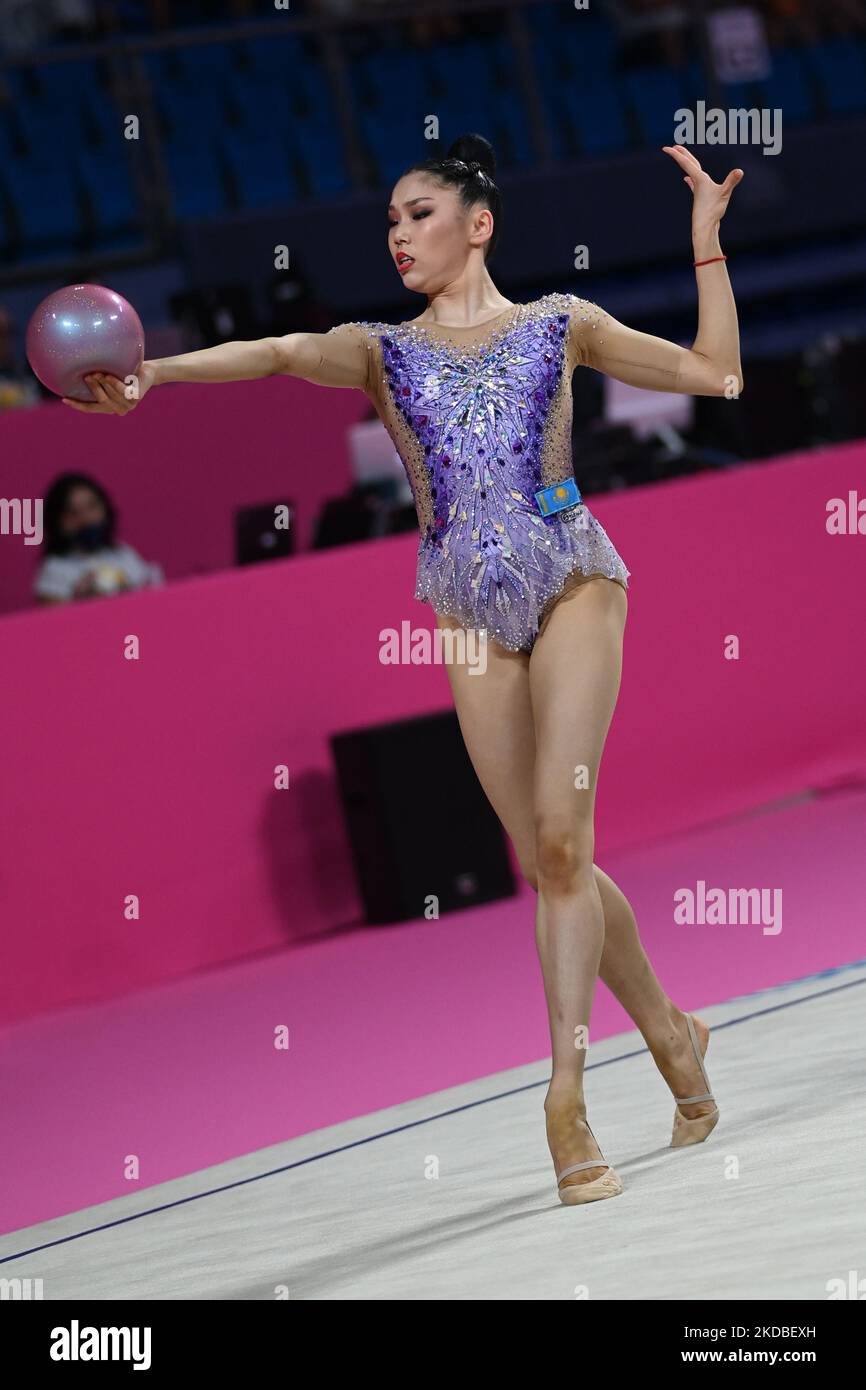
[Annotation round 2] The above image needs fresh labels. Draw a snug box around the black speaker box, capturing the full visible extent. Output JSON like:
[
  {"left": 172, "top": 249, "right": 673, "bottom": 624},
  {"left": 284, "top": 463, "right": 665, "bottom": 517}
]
[
  {"left": 331, "top": 710, "right": 516, "bottom": 924},
  {"left": 235, "top": 502, "right": 295, "bottom": 566}
]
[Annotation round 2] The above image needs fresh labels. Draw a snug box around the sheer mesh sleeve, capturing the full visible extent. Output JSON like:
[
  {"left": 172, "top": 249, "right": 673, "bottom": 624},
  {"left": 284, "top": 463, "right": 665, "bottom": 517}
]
[
  {"left": 565, "top": 296, "right": 691, "bottom": 392},
  {"left": 279, "top": 322, "right": 373, "bottom": 392}
]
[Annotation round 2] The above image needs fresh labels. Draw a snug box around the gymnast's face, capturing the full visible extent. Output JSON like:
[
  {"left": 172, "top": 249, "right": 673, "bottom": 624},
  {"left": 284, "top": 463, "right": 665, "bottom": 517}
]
[{"left": 387, "top": 174, "right": 493, "bottom": 293}]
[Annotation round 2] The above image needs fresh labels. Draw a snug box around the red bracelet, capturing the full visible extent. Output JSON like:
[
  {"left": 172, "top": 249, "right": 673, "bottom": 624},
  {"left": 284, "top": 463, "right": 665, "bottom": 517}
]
[{"left": 694, "top": 255, "right": 727, "bottom": 267}]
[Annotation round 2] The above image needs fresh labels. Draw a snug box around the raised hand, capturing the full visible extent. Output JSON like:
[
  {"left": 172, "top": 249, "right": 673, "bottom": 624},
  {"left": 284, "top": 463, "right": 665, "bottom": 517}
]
[{"left": 662, "top": 144, "right": 744, "bottom": 228}]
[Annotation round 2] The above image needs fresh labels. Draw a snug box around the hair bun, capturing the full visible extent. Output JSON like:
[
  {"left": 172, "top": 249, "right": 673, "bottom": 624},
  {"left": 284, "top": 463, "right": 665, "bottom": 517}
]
[{"left": 444, "top": 132, "right": 497, "bottom": 179}]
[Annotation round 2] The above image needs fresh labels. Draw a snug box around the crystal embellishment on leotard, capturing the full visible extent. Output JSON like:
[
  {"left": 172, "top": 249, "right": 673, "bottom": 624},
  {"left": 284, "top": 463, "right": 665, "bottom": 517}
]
[{"left": 335, "top": 294, "right": 630, "bottom": 652}]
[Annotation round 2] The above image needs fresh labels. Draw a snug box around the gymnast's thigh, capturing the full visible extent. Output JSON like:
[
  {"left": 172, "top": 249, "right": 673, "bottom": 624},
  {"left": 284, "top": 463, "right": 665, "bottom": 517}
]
[
  {"left": 433, "top": 611, "right": 536, "bottom": 862},
  {"left": 528, "top": 576, "right": 627, "bottom": 838}
]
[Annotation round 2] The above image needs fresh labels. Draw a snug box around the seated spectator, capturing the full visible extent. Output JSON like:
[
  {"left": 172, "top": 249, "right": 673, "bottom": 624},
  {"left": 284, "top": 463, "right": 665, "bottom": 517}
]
[{"left": 34, "top": 473, "right": 164, "bottom": 605}]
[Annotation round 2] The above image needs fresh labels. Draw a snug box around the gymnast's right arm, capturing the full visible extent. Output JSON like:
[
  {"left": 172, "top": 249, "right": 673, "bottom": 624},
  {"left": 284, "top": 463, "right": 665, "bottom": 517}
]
[{"left": 61, "top": 323, "right": 370, "bottom": 414}]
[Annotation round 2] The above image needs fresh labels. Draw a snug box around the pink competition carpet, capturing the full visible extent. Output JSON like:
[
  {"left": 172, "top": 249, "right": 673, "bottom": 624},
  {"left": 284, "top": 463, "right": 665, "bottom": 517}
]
[{"left": 2, "top": 781, "right": 864, "bottom": 1235}]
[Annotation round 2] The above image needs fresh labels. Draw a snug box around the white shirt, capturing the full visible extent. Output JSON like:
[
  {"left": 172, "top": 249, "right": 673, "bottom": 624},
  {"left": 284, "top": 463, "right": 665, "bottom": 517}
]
[{"left": 34, "top": 544, "right": 164, "bottom": 601}]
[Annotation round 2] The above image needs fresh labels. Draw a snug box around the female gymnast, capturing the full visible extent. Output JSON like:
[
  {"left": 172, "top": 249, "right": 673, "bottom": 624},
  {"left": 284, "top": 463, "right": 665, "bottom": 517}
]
[{"left": 66, "top": 132, "right": 743, "bottom": 1206}]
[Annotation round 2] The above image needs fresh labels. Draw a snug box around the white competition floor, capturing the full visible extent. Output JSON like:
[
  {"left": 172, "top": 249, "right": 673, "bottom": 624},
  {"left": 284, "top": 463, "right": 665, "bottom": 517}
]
[{"left": 2, "top": 961, "right": 864, "bottom": 1300}]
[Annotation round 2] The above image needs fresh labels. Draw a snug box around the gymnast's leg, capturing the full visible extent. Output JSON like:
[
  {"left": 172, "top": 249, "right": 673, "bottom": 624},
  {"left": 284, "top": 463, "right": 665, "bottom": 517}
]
[
  {"left": 526, "top": 577, "right": 628, "bottom": 1187},
  {"left": 435, "top": 589, "right": 711, "bottom": 1192},
  {"left": 435, "top": 601, "right": 613, "bottom": 1189}
]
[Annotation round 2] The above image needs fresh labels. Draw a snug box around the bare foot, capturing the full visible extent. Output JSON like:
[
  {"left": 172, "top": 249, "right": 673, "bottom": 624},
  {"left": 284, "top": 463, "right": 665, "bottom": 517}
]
[
  {"left": 650, "top": 1010, "right": 716, "bottom": 1120},
  {"left": 544, "top": 1095, "right": 609, "bottom": 1190}
]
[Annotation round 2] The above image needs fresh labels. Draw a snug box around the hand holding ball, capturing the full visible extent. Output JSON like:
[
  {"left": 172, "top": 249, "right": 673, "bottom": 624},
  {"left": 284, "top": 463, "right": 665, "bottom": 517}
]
[{"left": 26, "top": 283, "right": 146, "bottom": 409}]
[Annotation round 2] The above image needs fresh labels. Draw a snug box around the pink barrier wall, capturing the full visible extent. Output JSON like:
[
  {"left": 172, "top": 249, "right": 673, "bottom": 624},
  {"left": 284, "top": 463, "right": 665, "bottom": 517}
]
[
  {"left": 3, "top": 441, "right": 865, "bottom": 1027},
  {"left": 0, "top": 377, "right": 371, "bottom": 615}
]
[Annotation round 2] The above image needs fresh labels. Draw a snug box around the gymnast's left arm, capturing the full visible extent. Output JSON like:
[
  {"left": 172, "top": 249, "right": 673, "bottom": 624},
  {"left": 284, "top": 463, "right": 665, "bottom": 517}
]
[{"left": 571, "top": 145, "right": 745, "bottom": 399}]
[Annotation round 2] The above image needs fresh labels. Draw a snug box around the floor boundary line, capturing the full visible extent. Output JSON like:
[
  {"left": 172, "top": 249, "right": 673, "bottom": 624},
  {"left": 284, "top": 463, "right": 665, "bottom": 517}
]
[{"left": 3, "top": 964, "right": 865, "bottom": 1266}]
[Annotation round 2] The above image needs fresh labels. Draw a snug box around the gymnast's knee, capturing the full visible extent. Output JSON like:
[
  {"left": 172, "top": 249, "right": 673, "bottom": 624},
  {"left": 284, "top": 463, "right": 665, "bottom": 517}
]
[{"left": 534, "top": 821, "right": 594, "bottom": 894}]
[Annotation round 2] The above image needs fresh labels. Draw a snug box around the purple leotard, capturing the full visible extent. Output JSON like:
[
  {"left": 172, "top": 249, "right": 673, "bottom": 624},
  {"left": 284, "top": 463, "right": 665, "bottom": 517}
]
[{"left": 331, "top": 293, "right": 630, "bottom": 653}]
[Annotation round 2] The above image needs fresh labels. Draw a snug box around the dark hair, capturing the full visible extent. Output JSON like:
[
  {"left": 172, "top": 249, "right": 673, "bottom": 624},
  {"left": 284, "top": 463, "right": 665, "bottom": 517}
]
[
  {"left": 402, "top": 133, "right": 503, "bottom": 262},
  {"left": 42, "top": 472, "right": 117, "bottom": 556}
]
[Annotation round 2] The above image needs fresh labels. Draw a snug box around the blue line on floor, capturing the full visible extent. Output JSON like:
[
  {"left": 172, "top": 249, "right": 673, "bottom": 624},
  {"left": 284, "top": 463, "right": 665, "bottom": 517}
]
[{"left": 2, "top": 963, "right": 865, "bottom": 1266}]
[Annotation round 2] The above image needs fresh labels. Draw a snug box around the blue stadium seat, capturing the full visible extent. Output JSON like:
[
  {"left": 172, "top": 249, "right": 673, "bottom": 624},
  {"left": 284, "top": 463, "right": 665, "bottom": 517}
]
[
  {"left": 359, "top": 46, "right": 425, "bottom": 96},
  {"left": 162, "top": 134, "right": 228, "bottom": 218},
  {"left": 226, "top": 71, "right": 289, "bottom": 130},
  {"left": 139, "top": 49, "right": 172, "bottom": 86},
  {"left": 167, "top": 42, "right": 240, "bottom": 82},
  {"left": 4, "top": 154, "right": 82, "bottom": 250},
  {"left": 349, "top": 51, "right": 432, "bottom": 178},
  {"left": 0, "top": 115, "right": 15, "bottom": 160},
  {"left": 561, "top": 80, "right": 629, "bottom": 156},
  {"left": 0, "top": 196, "right": 10, "bottom": 256},
  {"left": 805, "top": 36, "right": 866, "bottom": 115},
  {"left": 9, "top": 60, "right": 122, "bottom": 162},
  {"left": 237, "top": 32, "right": 318, "bottom": 108},
  {"left": 222, "top": 128, "right": 299, "bottom": 208},
  {"left": 157, "top": 80, "right": 232, "bottom": 139},
  {"left": 353, "top": 44, "right": 439, "bottom": 131},
  {"left": 295, "top": 124, "right": 350, "bottom": 196},
  {"left": 239, "top": 34, "right": 311, "bottom": 72},
  {"left": 9, "top": 59, "right": 114, "bottom": 170},
  {"left": 677, "top": 57, "right": 786, "bottom": 154},
  {"left": 755, "top": 46, "right": 815, "bottom": 125},
  {"left": 76, "top": 143, "right": 139, "bottom": 244},
  {"left": 13, "top": 85, "right": 93, "bottom": 155},
  {"left": 78, "top": 88, "right": 128, "bottom": 149},
  {"left": 142, "top": 43, "right": 232, "bottom": 134},
  {"left": 422, "top": 38, "right": 500, "bottom": 98},
  {"left": 489, "top": 94, "right": 535, "bottom": 167},
  {"left": 9, "top": 59, "right": 102, "bottom": 104},
  {"left": 529, "top": 6, "right": 618, "bottom": 82},
  {"left": 227, "top": 65, "right": 338, "bottom": 165},
  {"left": 572, "top": 16, "right": 618, "bottom": 69},
  {"left": 359, "top": 110, "right": 428, "bottom": 187},
  {"left": 621, "top": 66, "right": 689, "bottom": 147},
  {"left": 530, "top": 9, "right": 622, "bottom": 155},
  {"left": 680, "top": 55, "right": 754, "bottom": 110}
]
